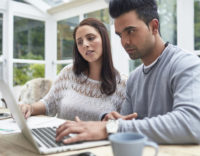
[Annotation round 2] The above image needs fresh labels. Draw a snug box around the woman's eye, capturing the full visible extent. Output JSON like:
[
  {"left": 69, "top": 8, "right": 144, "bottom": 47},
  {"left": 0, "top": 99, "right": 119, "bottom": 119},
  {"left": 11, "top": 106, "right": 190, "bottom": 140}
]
[
  {"left": 77, "top": 40, "right": 83, "bottom": 45},
  {"left": 88, "top": 36, "right": 95, "bottom": 41}
]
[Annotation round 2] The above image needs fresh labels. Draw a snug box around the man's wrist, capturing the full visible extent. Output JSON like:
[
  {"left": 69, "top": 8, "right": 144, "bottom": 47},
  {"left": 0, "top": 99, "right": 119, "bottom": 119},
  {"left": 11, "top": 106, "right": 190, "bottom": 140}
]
[{"left": 106, "top": 119, "right": 119, "bottom": 136}]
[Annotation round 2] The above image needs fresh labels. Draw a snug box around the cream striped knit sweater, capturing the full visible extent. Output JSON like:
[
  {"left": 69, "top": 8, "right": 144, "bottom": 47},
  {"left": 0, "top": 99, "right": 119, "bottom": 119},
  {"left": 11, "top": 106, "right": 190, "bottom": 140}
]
[{"left": 41, "top": 64, "right": 127, "bottom": 121}]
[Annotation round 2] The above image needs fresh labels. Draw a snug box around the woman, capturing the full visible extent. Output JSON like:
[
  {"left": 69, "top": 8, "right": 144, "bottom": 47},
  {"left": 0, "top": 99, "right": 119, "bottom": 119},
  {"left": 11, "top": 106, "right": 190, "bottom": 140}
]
[{"left": 20, "top": 18, "right": 127, "bottom": 121}]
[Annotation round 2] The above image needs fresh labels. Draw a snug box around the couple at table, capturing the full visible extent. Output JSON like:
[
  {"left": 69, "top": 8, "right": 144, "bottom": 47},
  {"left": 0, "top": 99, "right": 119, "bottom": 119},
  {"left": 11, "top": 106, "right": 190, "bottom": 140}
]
[{"left": 20, "top": 0, "right": 200, "bottom": 145}]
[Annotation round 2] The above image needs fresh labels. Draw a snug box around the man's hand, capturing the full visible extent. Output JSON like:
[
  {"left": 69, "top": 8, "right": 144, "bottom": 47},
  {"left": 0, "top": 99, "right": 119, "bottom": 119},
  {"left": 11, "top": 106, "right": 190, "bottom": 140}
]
[
  {"left": 56, "top": 117, "right": 107, "bottom": 144},
  {"left": 102, "top": 111, "right": 137, "bottom": 121}
]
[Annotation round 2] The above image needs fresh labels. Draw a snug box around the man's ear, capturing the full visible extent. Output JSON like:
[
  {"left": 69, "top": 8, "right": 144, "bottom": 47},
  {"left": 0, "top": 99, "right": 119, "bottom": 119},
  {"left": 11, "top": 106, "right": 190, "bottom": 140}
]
[{"left": 149, "top": 19, "right": 159, "bottom": 35}]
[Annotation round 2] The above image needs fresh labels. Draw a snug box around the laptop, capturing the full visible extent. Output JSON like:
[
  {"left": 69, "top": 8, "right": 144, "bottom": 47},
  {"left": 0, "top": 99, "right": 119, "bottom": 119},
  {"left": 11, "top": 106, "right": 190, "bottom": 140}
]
[{"left": 0, "top": 80, "right": 109, "bottom": 154}]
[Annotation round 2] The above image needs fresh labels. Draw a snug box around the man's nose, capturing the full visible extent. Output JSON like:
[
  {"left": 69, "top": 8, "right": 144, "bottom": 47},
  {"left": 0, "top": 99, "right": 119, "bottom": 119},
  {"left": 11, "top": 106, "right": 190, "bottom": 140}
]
[{"left": 121, "top": 36, "right": 130, "bottom": 47}]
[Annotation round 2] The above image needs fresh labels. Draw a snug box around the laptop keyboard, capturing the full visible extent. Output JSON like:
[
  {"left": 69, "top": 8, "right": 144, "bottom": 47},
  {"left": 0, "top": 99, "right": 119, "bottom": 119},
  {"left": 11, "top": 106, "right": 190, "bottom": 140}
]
[{"left": 31, "top": 127, "right": 70, "bottom": 148}]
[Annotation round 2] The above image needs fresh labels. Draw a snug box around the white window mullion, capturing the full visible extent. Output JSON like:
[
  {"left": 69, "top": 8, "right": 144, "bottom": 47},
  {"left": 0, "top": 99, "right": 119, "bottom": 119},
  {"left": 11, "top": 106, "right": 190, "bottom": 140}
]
[
  {"left": 4, "top": 0, "right": 13, "bottom": 87},
  {"left": 177, "top": 0, "right": 194, "bottom": 52},
  {"left": 13, "top": 59, "right": 45, "bottom": 64},
  {"left": 45, "top": 17, "right": 57, "bottom": 80}
]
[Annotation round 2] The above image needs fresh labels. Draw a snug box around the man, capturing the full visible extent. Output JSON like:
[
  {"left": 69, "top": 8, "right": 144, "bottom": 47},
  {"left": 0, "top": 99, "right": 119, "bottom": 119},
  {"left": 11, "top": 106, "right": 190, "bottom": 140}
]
[{"left": 56, "top": 0, "right": 200, "bottom": 144}]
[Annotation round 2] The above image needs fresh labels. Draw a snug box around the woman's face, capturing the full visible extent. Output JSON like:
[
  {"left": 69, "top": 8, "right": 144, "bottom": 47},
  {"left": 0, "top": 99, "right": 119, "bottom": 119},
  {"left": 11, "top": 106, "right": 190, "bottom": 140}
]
[{"left": 75, "top": 25, "right": 103, "bottom": 64}]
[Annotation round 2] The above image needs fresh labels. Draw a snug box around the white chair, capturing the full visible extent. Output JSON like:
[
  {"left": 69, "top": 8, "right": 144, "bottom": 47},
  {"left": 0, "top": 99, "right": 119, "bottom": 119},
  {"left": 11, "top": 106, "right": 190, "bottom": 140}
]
[{"left": 18, "top": 78, "right": 52, "bottom": 105}]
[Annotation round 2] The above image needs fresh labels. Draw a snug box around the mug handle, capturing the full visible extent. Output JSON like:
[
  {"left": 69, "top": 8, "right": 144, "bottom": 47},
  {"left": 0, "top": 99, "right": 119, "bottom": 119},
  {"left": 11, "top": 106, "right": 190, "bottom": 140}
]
[{"left": 144, "top": 141, "right": 158, "bottom": 156}]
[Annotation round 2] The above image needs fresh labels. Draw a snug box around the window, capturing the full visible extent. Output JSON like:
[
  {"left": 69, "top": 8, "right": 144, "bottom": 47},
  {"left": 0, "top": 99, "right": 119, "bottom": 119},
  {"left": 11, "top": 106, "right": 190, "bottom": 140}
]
[
  {"left": 158, "top": 0, "right": 177, "bottom": 45},
  {"left": 57, "top": 63, "right": 68, "bottom": 74},
  {"left": 13, "top": 63, "right": 45, "bottom": 86},
  {"left": 57, "top": 16, "right": 79, "bottom": 60},
  {"left": 57, "top": 16, "right": 79, "bottom": 73},
  {"left": 0, "top": 63, "right": 2, "bottom": 80},
  {"left": 13, "top": 16, "right": 45, "bottom": 85},
  {"left": 84, "top": 8, "right": 111, "bottom": 30},
  {"left": 14, "top": 16, "right": 45, "bottom": 60},
  {"left": 129, "top": 60, "right": 142, "bottom": 73},
  {"left": 0, "top": 13, "right": 2, "bottom": 56},
  {"left": 14, "top": 0, "right": 28, "bottom": 4},
  {"left": 42, "top": 0, "right": 63, "bottom": 7},
  {"left": 195, "top": 0, "right": 200, "bottom": 50}
]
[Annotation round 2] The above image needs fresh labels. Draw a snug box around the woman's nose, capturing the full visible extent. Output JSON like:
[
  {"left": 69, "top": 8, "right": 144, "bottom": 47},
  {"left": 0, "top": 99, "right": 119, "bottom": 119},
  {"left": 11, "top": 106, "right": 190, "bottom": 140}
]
[{"left": 83, "top": 40, "right": 89, "bottom": 47}]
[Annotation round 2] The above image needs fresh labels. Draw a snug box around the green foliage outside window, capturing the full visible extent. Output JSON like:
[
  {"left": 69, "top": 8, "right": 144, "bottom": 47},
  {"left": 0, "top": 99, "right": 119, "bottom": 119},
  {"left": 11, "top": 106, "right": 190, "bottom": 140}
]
[
  {"left": 0, "top": 13, "right": 2, "bottom": 56},
  {"left": 84, "top": 8, "right": 110, "bottom": 26},
  {"left": 14, "top": 16, "right": 45, "bottom": 60},
  {"left": 13, "top": 16, "right": 45, "bottom": 86},
  {"left": 57, "top": 64, "right": 68, "bottom": 75},
  {"left": 129, "top": 59, "right": 142, "bottom": 72},
  {"left": 157, "top": 0, "right": 177, "bottom": 45},
  {"left": 13, "top": 64, "right": 45, "bottom": 86},
  {"left": 57, "top": 16, "right": 79, "bottom": 60},
  {"left": 84, "top": 9, "right": 111, "bottom": 36},
  {"left": 195, "top": 1, "right": 200, "bottom": 50}
]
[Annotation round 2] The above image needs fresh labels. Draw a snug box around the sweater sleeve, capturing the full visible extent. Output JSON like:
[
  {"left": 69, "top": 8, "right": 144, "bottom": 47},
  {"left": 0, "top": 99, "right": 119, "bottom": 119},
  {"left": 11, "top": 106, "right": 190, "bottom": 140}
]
[
  {"left": 120, "top": 81, "right": 134, "bottom": 115},
  {"left": 120, "top": 69, "right": 139, "bottom": 116},
  {"left": 40, "top": 64, "right": 72, "bottom": 116},
  {"left": 118, "top": 53, "right": 200, "bottom": 144}
]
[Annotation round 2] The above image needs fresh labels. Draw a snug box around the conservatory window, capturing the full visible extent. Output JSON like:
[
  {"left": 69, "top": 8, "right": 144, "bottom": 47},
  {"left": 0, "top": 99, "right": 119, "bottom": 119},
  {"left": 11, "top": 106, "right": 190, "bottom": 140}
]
[
  {"left": 13, "top": 16, "right": 45, "bottom": 85},
  {"left": 57, "top": 16, "right": 79, "bottom": 73},
  {"left": 195, "top": 0, "right": 200, "bottom": 50},
  {"left": 0, "top": 13, "right": 2, "bottom": 56}
]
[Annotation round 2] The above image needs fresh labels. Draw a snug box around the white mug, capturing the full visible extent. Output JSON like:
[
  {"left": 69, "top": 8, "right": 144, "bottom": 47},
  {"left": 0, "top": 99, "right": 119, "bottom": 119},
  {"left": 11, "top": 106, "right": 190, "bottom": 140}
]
[{"left": 109, "top": 132, "right": 158, "bottom": 156}]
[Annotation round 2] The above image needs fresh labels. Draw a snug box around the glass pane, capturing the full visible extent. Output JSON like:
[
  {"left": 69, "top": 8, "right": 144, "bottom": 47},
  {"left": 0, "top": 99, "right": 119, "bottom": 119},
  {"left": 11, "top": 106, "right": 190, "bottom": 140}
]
[
  {"left": 195, "top": 0, "right": 200, "bottom": 50},
  {"left": 57, "top": 16, "right": 79, "bottom": 60},
  {"left": 84, "top": 8, "right": 110, "bottom": 25},
  {"left": 14, "top": 0, "right": 28, "bottom": 4},
  {"left": 0, "top": 62, "right": 3, "bottom": 80},
  {"left": 13, "top": 63, "right": 45, "bottom": 86},
  {"left": 0, "top": 13, "right": 2, "bottom": 56},
  {"left": 14, "top": 16, "right": 45, "bottom": 60},
  {"left": 129, "top": 59, "right": 142, "bottom": 72},
  {"left": 157, "top": 0, "right": 177, "bottom": 45},
  {"left": 42, "top": 0, "right": 63, "bottom": 7},
  {"left": 57, "top": 64, "right": 68, "bottom": 74},
  {"left": 84, "top": 8, "right": 111, "bottom": 34}
]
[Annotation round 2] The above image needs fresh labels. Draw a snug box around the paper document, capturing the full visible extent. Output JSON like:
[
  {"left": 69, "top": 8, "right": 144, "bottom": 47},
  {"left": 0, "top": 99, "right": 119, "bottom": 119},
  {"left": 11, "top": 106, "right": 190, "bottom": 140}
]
[
  {"left": 0, "top": 116, "right": 66, "bottom": 134},
  {"left": 0, "top": 118, "right": 20, "bottom": 134}
]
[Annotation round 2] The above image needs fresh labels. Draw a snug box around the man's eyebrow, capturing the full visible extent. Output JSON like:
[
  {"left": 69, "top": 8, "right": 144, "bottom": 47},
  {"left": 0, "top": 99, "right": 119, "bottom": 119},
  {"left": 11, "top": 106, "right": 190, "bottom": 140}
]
[
  {"left": 115, "top": 26, "right": 137, "bottom": 36},
  {"left": 124, "top": 26, "right": 136, "bottom": 31}
]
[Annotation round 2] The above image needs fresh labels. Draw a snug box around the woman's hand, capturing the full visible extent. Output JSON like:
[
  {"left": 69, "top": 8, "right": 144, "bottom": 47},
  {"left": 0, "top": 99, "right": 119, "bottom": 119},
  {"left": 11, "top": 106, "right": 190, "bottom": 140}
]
[{"left": 19, "top": 104, "right": 33, "bottom": 119}]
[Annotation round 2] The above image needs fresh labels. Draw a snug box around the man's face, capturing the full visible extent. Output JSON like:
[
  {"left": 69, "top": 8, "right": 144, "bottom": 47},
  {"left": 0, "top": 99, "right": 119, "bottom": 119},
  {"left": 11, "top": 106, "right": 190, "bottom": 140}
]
[{"left": 114, "top": 11, "right": 155, "bottom": 60}]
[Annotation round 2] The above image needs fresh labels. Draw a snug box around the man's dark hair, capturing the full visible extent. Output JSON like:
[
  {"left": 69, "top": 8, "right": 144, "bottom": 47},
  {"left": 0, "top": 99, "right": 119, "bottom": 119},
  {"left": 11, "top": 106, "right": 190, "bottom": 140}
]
[
  {"left": 109, "top": 0, "right": 159, "bottom": 26},
  {"left": 73, "top": 18, "right": 119, "bottom": 95}
]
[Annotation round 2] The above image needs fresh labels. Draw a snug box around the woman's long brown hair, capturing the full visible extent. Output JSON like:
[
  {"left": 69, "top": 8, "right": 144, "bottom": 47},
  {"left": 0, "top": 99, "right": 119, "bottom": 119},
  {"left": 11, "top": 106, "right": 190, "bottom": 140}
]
[{"left": 73, "top": 18, "right": 118, "bottom": 95}]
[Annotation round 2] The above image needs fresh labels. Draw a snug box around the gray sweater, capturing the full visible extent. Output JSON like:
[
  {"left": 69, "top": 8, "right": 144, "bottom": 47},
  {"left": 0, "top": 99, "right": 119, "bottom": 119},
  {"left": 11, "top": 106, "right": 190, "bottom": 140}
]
[{"left": 119, "top": 44, "right": 200, "bottom": 144}]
